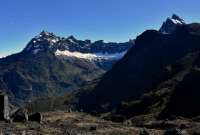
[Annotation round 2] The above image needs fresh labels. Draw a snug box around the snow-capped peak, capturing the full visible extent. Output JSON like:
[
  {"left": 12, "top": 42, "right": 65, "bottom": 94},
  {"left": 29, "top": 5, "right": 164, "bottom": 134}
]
[
  {"left": 22, "top": 31, "right": 133, "bottom": 56},
  {"left": 34, "top": 31, "right": 53, "bottom": 39},
  {"left": 23, "top": 31, "right": 60, "bottom": 54},
  {"left": 159, "top": 14, "right": 186, "bottom": 34},
  {"left": 40, "top": 30, "right": 51, "bottom": 36},
  {"left": 171, "top": 14, "right": 185, "bottom": 24},
  {"left": 37, "top": 31, "right": 60, "bottom": 43}
]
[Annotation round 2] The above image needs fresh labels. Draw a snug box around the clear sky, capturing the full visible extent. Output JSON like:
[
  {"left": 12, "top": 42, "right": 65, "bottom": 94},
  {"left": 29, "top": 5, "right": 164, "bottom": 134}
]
[{"left": 0, "top": 0, "right": 200, "bottom": 56}]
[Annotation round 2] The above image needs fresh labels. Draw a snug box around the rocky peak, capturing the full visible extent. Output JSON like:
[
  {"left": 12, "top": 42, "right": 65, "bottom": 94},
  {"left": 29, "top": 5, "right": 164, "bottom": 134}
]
[
  {"left": 23, "top": 31, "right": 60, "bottom": 54},
  {"left": 36, "top": 31, "right": 60, "bottom": 42},
  {"left": 40, "top": 30, "right": 53, "bottom": 36},
  {"left": 171, "top": 14, "right": 185, "bottom": 24},
  {"left": 67, "top": 35, "right": 76, "bottom": 40},
  {"left": 66, "top": 35, "right": 78, "bottom": 44},
  {"left": 159, "top": 14, "right": 186, "bottom": 34},
  {"left": 22, "top": 31, "right": 133, "bottom": 56}
]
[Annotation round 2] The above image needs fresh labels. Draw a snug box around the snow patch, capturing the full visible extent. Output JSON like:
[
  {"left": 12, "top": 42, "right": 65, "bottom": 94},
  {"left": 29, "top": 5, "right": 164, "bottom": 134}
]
[
  {"left": 171, "top": 18, "right": 183, "bottom": 25},
  {"left": 55, "top": 50, "right": 127, "bottom": 60},
  {"left": 51, "top": 38, "right": 59, "bottom": 43}
]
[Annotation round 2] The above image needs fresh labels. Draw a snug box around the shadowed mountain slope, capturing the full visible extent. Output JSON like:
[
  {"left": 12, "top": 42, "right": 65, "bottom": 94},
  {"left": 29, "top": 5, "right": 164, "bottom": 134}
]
[{"left": 77, "top": 23, "right": 200, "bottom": 114}]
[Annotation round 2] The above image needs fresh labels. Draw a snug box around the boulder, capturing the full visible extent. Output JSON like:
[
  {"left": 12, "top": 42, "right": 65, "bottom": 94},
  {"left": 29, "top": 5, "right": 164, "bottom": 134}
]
[
  {"left": 12, "top": 109, "right": 28, "bottom": 122},
  {"left": 28, "top": 112, "right": 42, "bottom": 123}
]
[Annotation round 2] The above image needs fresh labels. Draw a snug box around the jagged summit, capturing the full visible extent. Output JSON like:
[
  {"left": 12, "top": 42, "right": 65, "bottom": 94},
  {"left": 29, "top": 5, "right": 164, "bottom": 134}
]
[
  {"left": 0, "top": 31, "right": 133, "bottom": 103},
  {"left": 34, "top": 30, "right": 59, "bottom": 40},
  {"left": 66, "top": 35, "right": 79, "bottom": 44},
  {"left": 39, "top": 30, "right": 53, "bottom": 36},
  {"left": 23, "top": 31, "right": 60, "bottom": 54},
  {"left": 67, "top": 35, "right": 77, "bottom": 41},
  {"left": 22, "top": 31, "right": 133, "bottom": 57},
  {"left": 171, "top": 14, "right": 185, "bottom": 24},
  {"left": 159, "top": 14, "right": 186, "bottom": 34}
]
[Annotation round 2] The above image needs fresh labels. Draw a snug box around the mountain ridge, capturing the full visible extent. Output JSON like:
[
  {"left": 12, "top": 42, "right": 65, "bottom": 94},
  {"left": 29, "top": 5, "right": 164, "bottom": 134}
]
[
  {"left": 0, "top": 31, "right": 133, "bottom": 104},
  {"left": 74, "top": 16, "right": 200, "bottom": 116}
]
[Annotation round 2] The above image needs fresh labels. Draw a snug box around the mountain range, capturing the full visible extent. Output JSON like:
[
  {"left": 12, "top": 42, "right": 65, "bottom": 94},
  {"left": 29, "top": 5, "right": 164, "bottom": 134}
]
[
  {"left": 0, "top": 32, "right": 133, "bottom": 104},
  {"left": 2, "top": 14, "right": 200, "bottom": 124},
  {"left": 62, "top": 15, "right": 200, "bottom": 122}
]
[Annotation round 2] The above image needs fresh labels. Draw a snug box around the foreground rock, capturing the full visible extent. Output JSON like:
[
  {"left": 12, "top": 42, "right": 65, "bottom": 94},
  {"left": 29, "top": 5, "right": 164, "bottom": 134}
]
[{"left": 28, "top": 112, "right": 42, "bottom": 123}]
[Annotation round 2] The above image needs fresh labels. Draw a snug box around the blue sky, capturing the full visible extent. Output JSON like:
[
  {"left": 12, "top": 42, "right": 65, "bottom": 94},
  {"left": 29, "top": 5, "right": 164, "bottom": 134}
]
[{"left": 0, "top": 0, "right": 200, "bottom": 56}]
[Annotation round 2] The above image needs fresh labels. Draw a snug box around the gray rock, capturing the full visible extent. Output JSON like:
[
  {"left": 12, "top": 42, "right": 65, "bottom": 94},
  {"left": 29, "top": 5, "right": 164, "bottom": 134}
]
[{"left": 0, "top": 94, "right": 10, "bottom": 121}]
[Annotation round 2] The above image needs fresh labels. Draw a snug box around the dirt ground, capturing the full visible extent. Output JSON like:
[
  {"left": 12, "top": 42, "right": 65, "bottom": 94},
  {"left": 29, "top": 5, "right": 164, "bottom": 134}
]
[{"left": 0, "top": 111, "right": 199, "bottom": 135}]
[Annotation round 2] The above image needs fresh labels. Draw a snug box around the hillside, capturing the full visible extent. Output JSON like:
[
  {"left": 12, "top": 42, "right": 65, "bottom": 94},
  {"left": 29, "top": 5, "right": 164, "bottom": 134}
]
[{"left": 75, "top": 17, "right": 200, "bottom": 117}]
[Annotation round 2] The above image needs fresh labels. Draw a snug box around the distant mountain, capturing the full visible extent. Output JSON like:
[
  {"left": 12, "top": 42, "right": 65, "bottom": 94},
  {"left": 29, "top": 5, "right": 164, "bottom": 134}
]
[
  {"left": 76, "top": 15, "right": 200, "bottom": 117},
  {"left": 0, "top": 31, "right": 133, "bottom": 104},
  {"left": 23, "top": 31, "right": 133, "bottom": 70},
  {"left": 159, "top": 14, "right": 186, "bottom": 34}
]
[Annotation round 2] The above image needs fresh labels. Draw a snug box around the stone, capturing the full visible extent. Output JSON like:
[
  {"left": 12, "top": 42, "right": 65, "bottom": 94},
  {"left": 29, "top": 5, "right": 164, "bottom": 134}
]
[
  {"left": 0, "top": 94, "right": 10, "bottom": 121},
  {"left": 12, "top": 109, "right": 28, "bottom": 122},
  {"left": 28, "top": 112, "right": 42, "bottom": 123}
]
